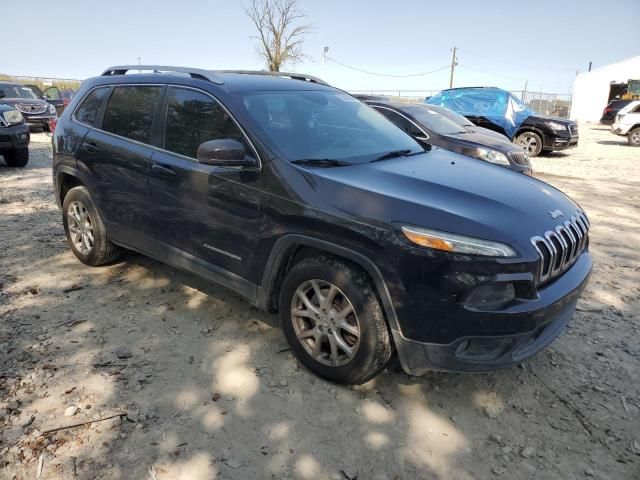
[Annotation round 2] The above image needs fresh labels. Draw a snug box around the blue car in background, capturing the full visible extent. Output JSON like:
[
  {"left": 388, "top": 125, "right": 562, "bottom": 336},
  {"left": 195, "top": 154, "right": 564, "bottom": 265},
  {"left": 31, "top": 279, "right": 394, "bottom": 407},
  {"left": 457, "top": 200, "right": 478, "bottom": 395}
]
[{"left": 426, "top": 87, "right": 578, "bottom": 157}]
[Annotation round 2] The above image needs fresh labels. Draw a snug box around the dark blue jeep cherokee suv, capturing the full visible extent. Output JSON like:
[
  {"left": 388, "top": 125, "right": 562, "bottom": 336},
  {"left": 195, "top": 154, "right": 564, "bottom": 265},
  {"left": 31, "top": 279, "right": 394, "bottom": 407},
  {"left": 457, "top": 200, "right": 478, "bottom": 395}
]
[{"left": 52, "top": 66, "right": 592, "bottom": 384}]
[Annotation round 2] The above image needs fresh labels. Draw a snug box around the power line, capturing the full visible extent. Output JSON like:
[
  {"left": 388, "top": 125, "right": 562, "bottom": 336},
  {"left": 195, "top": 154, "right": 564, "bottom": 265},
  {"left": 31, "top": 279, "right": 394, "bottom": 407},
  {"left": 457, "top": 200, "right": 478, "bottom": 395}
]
[{"left": 325, "top": 56, "right": 450, "bottom": 78}]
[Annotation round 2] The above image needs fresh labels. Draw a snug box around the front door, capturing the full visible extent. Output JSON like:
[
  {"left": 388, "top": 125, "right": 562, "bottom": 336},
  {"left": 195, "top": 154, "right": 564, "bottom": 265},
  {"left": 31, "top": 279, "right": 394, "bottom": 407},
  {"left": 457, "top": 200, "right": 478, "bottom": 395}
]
[{"left": 148, "top": 86, "right": 261, "bottom": 291}]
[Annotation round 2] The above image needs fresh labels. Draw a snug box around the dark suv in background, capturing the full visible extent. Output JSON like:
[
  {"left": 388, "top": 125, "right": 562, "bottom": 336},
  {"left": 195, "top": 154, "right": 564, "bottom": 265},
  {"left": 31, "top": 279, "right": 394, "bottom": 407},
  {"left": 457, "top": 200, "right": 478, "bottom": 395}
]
[
  {"left": 52, "top": 65, "right": 592, "bottom": 384},
  {"left": 0, "top": 81, "right": 58, "bottom": 131}
]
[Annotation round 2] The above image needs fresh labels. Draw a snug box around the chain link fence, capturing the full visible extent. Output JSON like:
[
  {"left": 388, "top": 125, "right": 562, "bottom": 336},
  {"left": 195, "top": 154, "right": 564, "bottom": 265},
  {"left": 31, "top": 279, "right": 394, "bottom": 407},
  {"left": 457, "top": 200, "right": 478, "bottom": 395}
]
[{"left": 349, "top": 89, "right": 573, "bottom": 118}]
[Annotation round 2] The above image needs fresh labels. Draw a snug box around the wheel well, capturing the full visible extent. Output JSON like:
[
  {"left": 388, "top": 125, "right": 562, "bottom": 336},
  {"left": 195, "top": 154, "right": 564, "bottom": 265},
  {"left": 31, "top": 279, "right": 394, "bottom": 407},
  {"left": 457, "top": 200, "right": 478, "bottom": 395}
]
[
  {"left": 58, "top": 173, "right": 83, "bottom": 205},
  {"left": 267, "top": 245, "right": 376, "bottom": 313}
]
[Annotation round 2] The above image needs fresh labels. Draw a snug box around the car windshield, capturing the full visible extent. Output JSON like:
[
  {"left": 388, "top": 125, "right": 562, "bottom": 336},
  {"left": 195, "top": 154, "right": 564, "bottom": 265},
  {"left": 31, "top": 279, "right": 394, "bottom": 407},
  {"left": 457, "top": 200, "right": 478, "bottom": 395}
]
[
  {"left": 405, "top": 105, "right": 468, "bottom": 135},
  {"left": 240, "top": 90, "right": 423, "bottom": 163},
  {"left": 0, "top": 84, "right": 39, "bottom": 100},
  {"left": 424, "top": 104, "right": 475, "bottom": 127}
]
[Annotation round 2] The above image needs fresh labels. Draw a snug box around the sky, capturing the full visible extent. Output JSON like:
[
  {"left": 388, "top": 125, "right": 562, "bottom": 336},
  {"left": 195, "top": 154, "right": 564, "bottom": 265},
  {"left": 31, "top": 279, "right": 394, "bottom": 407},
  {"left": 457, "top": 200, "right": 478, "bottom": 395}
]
[{"left": 3, "top": 0, "right": 639, "bottom": 95}]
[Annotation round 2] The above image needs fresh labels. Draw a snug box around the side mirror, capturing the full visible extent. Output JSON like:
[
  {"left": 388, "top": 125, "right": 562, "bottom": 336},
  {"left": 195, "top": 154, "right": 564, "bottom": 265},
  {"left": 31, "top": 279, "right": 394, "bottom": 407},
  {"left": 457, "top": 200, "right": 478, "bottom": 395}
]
[
  {"left": 0, "top": 90, "right": 5, "bottom": 99},
  {"left": 196, "top": 139, "right": 253, "bottom": 167}
]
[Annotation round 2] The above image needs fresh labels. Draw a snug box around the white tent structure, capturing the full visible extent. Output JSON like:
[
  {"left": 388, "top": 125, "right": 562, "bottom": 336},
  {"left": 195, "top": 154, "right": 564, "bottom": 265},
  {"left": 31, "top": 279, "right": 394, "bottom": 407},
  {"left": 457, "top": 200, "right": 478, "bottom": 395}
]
[{"left": 570, "top": 56, "right": 640, "bottom": 122}]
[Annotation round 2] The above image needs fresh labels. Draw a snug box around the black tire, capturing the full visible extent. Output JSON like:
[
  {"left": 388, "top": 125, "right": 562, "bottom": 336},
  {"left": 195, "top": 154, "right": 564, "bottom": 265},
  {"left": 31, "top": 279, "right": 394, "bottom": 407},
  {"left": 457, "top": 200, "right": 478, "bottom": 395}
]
[
  {"left": 628, "top": 128, "right": 640, "bottom": 146},
  {"left": 3, "top": 148, "right": 29, "bottom": 168},
  {"left": 279, "top": 256, "right": 392, "bottom": 384},
  {"left": 62, "top": 186, "right": 120, "bottom": 266},
  {"left": 515, "top": 131, "right": 543, "bottom": 157}
]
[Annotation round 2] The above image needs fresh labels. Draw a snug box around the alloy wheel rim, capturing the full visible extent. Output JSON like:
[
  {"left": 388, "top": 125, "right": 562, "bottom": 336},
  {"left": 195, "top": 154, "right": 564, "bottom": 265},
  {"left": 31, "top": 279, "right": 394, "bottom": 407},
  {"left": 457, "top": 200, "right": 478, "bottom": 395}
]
[
  {"left": 632, "top": 131, "right": 640, "bottom": 144},
  {"left": 518, "top": 134, "right": 538, "bottom": 154},
  {"left": 291, "top": 279, "right": 360, "bottom": 367},
  {"left": 67, "top": 201, "right": 94, "bottom": 255}
]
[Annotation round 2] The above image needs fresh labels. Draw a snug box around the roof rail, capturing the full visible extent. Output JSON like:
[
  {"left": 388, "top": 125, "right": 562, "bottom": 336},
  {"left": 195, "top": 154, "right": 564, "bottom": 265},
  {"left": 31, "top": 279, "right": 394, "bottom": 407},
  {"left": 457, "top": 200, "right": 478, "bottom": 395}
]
[
  {"left": 216, "top": 70, "right": 329, "bottom": 85},
  {"left": 101, "top": 65, "right": 329, "bottom": 86},
  {"left": 101, "top": 65, "right": 224, "bottom": 84}
]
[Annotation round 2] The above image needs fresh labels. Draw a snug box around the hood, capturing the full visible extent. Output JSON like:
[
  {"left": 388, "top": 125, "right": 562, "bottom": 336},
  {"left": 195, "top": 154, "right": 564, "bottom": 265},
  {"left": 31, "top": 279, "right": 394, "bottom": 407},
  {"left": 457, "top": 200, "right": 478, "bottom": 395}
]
[
  {"left": 0, "top": 97, "right": 49, "bottom": 106},
  {"left": 531, "top": 115, "right": 576, "bottom": 125},
  {"left": 297, "top": 150, "right": 581, "bottom": 258},
  {"left": 440, "top": 130, "right": 520, "bottom": 153}
]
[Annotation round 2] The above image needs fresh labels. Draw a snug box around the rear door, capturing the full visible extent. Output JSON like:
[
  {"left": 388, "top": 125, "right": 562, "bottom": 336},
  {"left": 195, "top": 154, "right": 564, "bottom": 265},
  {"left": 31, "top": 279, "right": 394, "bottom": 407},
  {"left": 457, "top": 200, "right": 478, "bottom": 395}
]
[
  {"left": 147, "top": 86, "right": 261, "bottom": 289},
  {"left": 75, "top": 84, "right": 163, "bottom": 247}
]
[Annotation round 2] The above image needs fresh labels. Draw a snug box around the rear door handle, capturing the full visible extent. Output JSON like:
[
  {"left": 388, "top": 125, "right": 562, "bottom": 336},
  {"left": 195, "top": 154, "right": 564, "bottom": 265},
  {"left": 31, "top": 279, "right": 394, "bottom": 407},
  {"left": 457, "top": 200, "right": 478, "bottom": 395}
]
[
  {"left": 82, "top": 142, "right": 99, "bottom": 153},
  {"left": 151, "top": 164, "right": 176, "bottom": 176}
]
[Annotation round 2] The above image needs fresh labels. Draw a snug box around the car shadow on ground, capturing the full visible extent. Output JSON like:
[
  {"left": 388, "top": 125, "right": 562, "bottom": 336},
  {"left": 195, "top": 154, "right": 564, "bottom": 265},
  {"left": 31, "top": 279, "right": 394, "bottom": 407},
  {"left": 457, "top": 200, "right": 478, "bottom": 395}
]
[{"left": 596, "top": 140, "right": 631, "bottom": 147}]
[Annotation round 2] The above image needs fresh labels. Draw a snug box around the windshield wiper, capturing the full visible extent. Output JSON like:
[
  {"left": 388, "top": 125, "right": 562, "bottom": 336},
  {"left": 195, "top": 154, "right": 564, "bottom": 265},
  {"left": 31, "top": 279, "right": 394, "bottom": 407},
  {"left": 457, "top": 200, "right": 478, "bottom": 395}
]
[
  {"left": 291, "top": 158, "right": 351, "bottom": 167},
  {"left": 369, "top": 149, "right": 414, "bottom": 163}
]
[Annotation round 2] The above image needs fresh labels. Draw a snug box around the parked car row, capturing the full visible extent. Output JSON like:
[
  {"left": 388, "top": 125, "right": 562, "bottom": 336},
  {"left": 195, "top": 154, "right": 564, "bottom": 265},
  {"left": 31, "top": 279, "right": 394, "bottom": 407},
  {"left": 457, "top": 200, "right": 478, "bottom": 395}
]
[{"left": 50, "top": 65, "right": 592, "bottom": 384}]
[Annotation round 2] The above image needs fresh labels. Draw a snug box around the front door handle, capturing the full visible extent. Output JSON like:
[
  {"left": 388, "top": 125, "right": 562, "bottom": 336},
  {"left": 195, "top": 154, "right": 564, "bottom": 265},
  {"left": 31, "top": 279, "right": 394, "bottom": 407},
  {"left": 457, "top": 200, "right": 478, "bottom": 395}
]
[
  {"left": 82, "top": 142, "right": 99, "bottom": 153},
  {"left": 151, "top": 164, "right": 176, "bottom": 176}
]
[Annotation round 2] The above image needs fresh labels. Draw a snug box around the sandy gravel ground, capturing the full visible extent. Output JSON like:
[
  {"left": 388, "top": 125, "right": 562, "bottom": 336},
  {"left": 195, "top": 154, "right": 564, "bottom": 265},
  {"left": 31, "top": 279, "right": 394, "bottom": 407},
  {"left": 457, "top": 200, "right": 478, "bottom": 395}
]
[{"left": 0, "top": 125, "right": 639, "bottom": 480}]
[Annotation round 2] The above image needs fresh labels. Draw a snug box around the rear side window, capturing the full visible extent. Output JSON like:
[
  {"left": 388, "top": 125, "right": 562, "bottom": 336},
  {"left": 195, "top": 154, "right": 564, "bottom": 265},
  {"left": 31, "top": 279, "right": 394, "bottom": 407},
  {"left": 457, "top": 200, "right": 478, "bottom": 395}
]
[
  {"left": 74, "top": 87, "right": 109, "bottom": 127},
  {"left": 103, "top": 86, "right": 162, "bottom": 144},
  {"left": 163, "top": 87, "right": 248, "bottom": 159}
]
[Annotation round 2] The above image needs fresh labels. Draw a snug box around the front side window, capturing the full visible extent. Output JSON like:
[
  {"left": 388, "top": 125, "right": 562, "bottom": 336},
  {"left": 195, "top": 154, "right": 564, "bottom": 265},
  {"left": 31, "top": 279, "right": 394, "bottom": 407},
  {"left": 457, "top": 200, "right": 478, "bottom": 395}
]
[
  {"left": 240, "top": 90, "right": 421, "bottom": 163},
  {"left": 74, "top": 87, "right": 109, "bottom": 127},
  {"left": 163, "top": 87, "right": 248, "bottom": 159},
  {"left": 102, "top": 86, "right": 162, "bottom": 144}
]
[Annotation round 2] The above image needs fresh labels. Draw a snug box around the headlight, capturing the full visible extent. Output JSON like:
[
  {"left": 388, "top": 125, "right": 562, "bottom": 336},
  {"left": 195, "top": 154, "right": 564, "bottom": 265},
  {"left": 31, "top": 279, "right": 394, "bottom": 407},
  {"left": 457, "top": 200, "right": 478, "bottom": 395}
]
[
  {"left": 2, "top": 109, "right": 24, "bottom": 126},
  {"left": 545, "top": 121, "right": 567, "bottom": 131},
  {"left": 400, "top": 225, "right": 518, "bottom": 257},
  {"left": 48, "top": 104, "right": 57, "bottom": 115},
  {"left": 474, "top": 148, "right": 510, "bottom": 166}
]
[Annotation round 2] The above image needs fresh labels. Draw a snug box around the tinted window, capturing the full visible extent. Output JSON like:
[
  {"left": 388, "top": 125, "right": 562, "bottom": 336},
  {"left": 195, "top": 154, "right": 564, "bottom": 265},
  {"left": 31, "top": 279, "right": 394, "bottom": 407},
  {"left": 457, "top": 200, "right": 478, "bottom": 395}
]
[
  {"left": 164, "top": 87, "right": 248, "bottom": 159},
  {"left": 240, "top": 91, "right": 421, "bottom": 163},
  {"left": 425, "top": 104, "right": 475, "bottom": 127},
  {"left": 74, "top": 87, "right": 109, "bottom": 127},
  {"left": 375, "top": 108, "right": 424, "bottom": 137},
  {"left": 103, "top": 86, "right": 162, "bottom": 143},
  {"left": 405, "top": 105, "right": 467, "bottom": 135}
]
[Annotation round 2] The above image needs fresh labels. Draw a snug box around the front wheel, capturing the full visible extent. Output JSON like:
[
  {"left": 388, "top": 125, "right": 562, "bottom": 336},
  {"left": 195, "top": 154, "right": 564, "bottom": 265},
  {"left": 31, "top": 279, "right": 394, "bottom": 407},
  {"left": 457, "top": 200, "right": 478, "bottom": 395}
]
[
  {"left": 279, "top": 257, "right": 392, "bottom": 384},
  {"left": 62, "top": 186, "right": 120, "bottom": 266},
  {"left": 515, "top": 131, "right": 543, "bottom": 157},
  {"left": 628, "top": 128, "right": 640, "bottom": 146},
  {"left": 2, "top": 148, "right": 29, "bottom": 168}
]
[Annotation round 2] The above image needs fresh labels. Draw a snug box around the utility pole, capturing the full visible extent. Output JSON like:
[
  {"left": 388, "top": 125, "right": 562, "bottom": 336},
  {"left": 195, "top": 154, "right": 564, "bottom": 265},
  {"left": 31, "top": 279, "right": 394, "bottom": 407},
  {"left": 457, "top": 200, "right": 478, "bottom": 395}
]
[
  {"left": 588, "top": 61, "right": 592, "bottom": 72},
  {"left": 449, "top": 47, "right": 457, "bottom": 88}
]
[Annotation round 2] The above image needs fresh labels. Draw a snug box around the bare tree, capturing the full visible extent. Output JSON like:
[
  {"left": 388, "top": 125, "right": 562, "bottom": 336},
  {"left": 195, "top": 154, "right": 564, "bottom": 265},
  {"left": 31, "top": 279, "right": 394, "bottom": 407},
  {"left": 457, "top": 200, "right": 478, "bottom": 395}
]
[{"left": 245, "top": 0, "right": 313, "bottom": 72}]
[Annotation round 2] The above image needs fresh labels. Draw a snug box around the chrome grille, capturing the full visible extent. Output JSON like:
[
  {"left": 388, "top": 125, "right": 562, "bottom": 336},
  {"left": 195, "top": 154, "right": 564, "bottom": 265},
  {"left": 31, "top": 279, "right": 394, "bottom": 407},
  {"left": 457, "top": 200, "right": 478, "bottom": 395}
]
[
  {"left": 15, "top": 103, "right": 47, "bottom": 115},
  {"left": 508, "top": 150, "right": 530, "bottom": 166},
  {"left": 530, "top": 210, "right": 589, "bottom": 284}
]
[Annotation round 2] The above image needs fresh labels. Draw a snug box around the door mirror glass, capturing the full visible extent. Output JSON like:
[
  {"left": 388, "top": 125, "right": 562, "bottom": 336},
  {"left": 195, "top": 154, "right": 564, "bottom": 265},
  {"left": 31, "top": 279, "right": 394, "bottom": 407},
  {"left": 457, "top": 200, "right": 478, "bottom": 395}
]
[
  {"left": 197, "top": 139, "right": 251, "bottom": 167},
  {"left": 0, "top": 90, "right": 5, "bottom": 99}
]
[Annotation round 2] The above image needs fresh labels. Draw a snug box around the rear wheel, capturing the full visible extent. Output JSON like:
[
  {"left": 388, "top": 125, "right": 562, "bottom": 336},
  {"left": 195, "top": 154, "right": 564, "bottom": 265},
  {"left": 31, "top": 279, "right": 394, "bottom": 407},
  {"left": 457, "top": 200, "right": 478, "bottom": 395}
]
[
  {"left": 62, "top": 186, "right": 120, "bottom": 266},
  {"left": 279, "top": 257, "right": 392, "bottom": 384},
  {"left": 515, "top": 131, "right": 543, "bottom": 157},
  {"left": 2, "top": 148, "right": 29, "bottom": 168},
  {"left": 628, "top": 128, "right": 640, "bottom": 146}
]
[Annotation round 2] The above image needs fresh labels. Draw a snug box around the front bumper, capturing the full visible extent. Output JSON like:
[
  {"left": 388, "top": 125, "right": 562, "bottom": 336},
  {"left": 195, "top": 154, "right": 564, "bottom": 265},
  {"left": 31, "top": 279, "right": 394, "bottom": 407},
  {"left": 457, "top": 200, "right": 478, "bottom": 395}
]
[
  {"left": 611, "top": 125, "right": 631, "bottom": 136},
  {"left": 23, "top": 114, "right": 57, "bottom": 131},
  {"left": 393, "top": 252, "right": 592, "bottom": 374},
  {"left": 0, "top": 123, "right": 30, "bottom": 151},
  {"left": 545, "top": 131, "right": 579, "bottom": 150}
]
